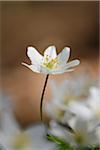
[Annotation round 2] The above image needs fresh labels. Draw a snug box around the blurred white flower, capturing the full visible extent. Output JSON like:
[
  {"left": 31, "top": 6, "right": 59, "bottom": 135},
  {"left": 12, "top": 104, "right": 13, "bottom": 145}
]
[
  {"left": 86, "top": 87, "right": 100, "bottom": 128},
  {"left": 69, "top": 87, "right": 100, "bottom": 127},
  {"left": 65, "top": 101, "right": 92, "bottom": 121},
  {"left": 0, "top": 112, "right": 56, "bottom": 150},
  {"left": 0, "top": 91, "right": 12, "bottom": 112},
  {"left": 27, "top": 124, "right": 56, "bottom": 150},
  {"left": 22, "top": 46, "right": 80, "bottom": 74},
  {"left": 51, "top": 74, "right": 94, "bottom": 103},
  {"left": 49, "top": 118, "right": 99, "bottom": 148},
  {"left": 0, "top": 91, "right": 13, "bottom": 129},
  {"left": 45, "top": 75, "right": 94, "bottom": 122},
  {"left": 0, "top": 112, "right": 32, "bottom": 150},
  {"left": 46, "top": 99, "right": 68, "bottom": 121},
  {"left": 87, "top": 87, "right": 100, "bottom": 118},
  {"left": 63, "top": 86, "right": 100, "bottom": 124}
]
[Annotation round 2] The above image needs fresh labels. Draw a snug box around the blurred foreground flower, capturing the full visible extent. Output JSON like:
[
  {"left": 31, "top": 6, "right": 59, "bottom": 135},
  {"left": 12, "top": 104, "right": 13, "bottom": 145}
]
[
  {"left": 0, "top": 112, "right": 56, "bottom": 150},
  {"left": 87, "top": 87, "right": 100, "bottom": 120},
  {"left": 22, "top": 46, "right": 80, "bottom": 74},
  {"left": 45, "top": 74, "right": 94, "bottom": 122},
  {"left": 49, "top": 118, "right": 100, "bottom": 149},
  {"left": 49, "top": 86, "right": 100, "bottom": 150},
  {"left": 86, "top": 87, "right": 100, "bottom": 129},
  {"left": 64, "top": 86, "right": 100, "bottom": 128}
]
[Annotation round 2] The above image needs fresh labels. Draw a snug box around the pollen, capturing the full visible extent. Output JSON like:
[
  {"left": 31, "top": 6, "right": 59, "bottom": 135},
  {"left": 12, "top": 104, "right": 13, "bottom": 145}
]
[
  {"left": 62, "top": 95, "right": 76, "bottom": 104},
  {"left": 11, "top": 133, "right": 31, "bottom": 150},
  {"left": 74, "top": 132, "right": 84, "bottom": 144},
  {"left": 42, "top": 55, "right": 58, "bottom": 69},
  {"left": 54, "top": 108, "right": 65, "bottom": 120}
]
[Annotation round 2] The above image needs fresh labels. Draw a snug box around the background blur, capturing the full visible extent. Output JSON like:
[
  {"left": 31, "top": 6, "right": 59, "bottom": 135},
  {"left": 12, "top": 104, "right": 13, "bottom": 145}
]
[{"left": 0, "top": 1, "right": 99, "bottom": 126}]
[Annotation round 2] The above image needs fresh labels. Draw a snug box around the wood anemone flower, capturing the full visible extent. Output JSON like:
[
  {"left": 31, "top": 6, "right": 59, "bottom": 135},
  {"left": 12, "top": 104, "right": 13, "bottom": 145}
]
[
  {"left": 22, "top": 45, "right": 80, "bottom": 74},
  {"left": 22, "top": 45, "right": 80, "bottom": 121}
]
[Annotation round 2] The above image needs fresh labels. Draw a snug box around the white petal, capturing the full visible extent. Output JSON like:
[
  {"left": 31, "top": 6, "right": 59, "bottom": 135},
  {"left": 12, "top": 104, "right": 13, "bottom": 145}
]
[
  {"left": 68, "top": 102, "right": 92, "bottom": 120},
  {"left": 74, "top": 118, "right": 88, "bottom": 133},
  {"left": 87, "top": 131, "right": 99, "bottom": 145},
  {"left": 40, "top": 66, "right": 51, "bottom": 74},
  {"left": 65, "top": 59, "right": 80, "bottom": 69},
  {"left": 44, "top": 46, "right": 57, "bottom": 59},
  {"left": 27, "top": 46, "right": 43, "bottom": 65},
  {"left": 49, "top": 121, "right": 66, "bottom": 139},
  {"left": 46, "top": 59, "right": 79, "bottom": 74},
  {"left": 50, "top": 68, "right": 74, "bottom": 74},
  {"left": 25, "top": 124, "right": 56, "bottom": 150},
  {"left": 0, "top": 133, "right": 9, "bottom": 150},
  {"left": 58, "top": 47, "right": 70, "bottom": 64},
  {"left": 50, "top": 69, "right": 64, "bottom": 74},
  {"left": 1, "top": 112, "right": 20, "bottom": 136},
  {"left": 22, "top": 63, "right": 40, "bottom": 73},
  {"left": 49, "top": 121, "right": 74, "bottom": 144}
]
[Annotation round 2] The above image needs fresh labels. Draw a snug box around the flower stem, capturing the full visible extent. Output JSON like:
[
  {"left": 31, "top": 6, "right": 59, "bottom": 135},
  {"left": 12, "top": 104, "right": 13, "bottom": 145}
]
[{"left": 40, "top": 74, "right": 49, "bottom": 121}]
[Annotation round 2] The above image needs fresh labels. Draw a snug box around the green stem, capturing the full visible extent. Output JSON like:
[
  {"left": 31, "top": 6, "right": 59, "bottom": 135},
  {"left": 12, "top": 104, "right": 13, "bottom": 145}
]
[
  {"left": 91, "top": 145, "right": 94, "bottom": 150},
  {"left": 40, "top": 74, "right": 49, "bottom": 121}
]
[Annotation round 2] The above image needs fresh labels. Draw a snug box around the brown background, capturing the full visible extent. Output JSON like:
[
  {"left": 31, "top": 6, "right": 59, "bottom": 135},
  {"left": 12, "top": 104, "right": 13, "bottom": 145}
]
[{"left": 0, "top": 1, "right": 99, "bottom": 126}]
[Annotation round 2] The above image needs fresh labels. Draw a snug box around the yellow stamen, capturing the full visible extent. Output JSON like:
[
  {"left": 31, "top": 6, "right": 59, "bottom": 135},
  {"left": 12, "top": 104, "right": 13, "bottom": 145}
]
[
  {"left": 62, "top": 95, "right": 76, "bottom": 104},
  {"left": 74, "top": 132, "right": 85, "bottom": 144},
  {"left": 11, "top": 133, "right": 31, "bottom": 150},
  {"left": 42, "top": 55, "right": 58, "bottom": 69},
  {"left": 54, "top": 108, "right": 65, "bottom": 120}
]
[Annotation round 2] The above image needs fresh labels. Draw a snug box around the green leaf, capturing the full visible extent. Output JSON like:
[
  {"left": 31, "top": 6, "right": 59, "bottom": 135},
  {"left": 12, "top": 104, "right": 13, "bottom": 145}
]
[
  {"left": 57, "top": 143, "right": 72, "bottom": 150},
  {"left": 47, "top": 134, "right": 72, "bottom": 150},
  {"left": 47, "top": 134, "right": 65, "bottom": 144}
]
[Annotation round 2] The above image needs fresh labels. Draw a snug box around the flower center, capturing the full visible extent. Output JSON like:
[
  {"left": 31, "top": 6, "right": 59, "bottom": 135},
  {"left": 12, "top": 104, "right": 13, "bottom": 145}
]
[
  {"left": 42, "top": 55, "right": 58, "bottom": 69},
  {"left": 74, "top": 132, "right": 85, "bottom": 144},
  {"left": 54, "top": 108, "right": 65, "bottom": 120},
  {"left": 62, "top": 95, "right": 76, "bottom": 104},
  {"left": 11, "top": 133, "right": 31, "bottom": 150}
]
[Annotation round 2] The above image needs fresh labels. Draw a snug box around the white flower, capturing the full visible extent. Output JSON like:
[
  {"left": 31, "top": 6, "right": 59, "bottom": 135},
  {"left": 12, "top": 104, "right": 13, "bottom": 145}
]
[
  {"left": 86, "top": 87, "right": 100, "bottom": 128},
  {"left": 49, "top": 118, "right": 99, "bottom": 147},
  {"left": 27, "top": 124, "right": 56, "bottom": 150},
  {"left": 0, "top": 112, "right": 32, "bottom": 150},
  {"left": 87, "top": 87, "right": 100, "bottom": 118},
  {"left": 59, "top": 86, "right": 100, "bottom": 129},
  {"left": 22, "top": 46, "right": 80, "bottom": 74},
  {"left": 50, "top": 73, "right": 94, "bottom": 103},
  {"left": 0, "top": 112, "right": 56, "bottom": 150},
  {"left": 45, "top": 75, "right": 93, "bottom": 122},
  {"left": 45, "top": 99, "right": 68, "bottom": 121},
  {"left": 63, "top": 101, "right": 92, "bottom": 122}
]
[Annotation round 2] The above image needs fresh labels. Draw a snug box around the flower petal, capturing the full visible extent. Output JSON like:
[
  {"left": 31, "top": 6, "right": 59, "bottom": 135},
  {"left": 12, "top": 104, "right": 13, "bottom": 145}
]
[
  {"left": 1, "top": 112, "right": 20, "bottom": 136},
  {"left": 49, "top": 121, "right": 67, "bottom": 139},
  {"left": 65, "top": 59, "right": 80, "bottom": 69},
  {"left": 44, "top": 46, "right": 57, "bottom": 59},
  {"left": 27, "top": 46, "right": 43, "bottom": 65},
  {"left": 57, "top": 47, "right": 70, "bottom": 64},
  {"left": 50, "top": 68, "right": 74, "bottom": 74},
  {"left": 49, "top": 121, "right": 74, "bottom": 144},
  {"left": 22, "top": 63, "right": 40, "bottom": 73},
  {"left": 68, "top": 102, "right": 92, "bottom": 121},
  {"left": 25, "top": 124, "right": 56, "bottom": 150}
]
